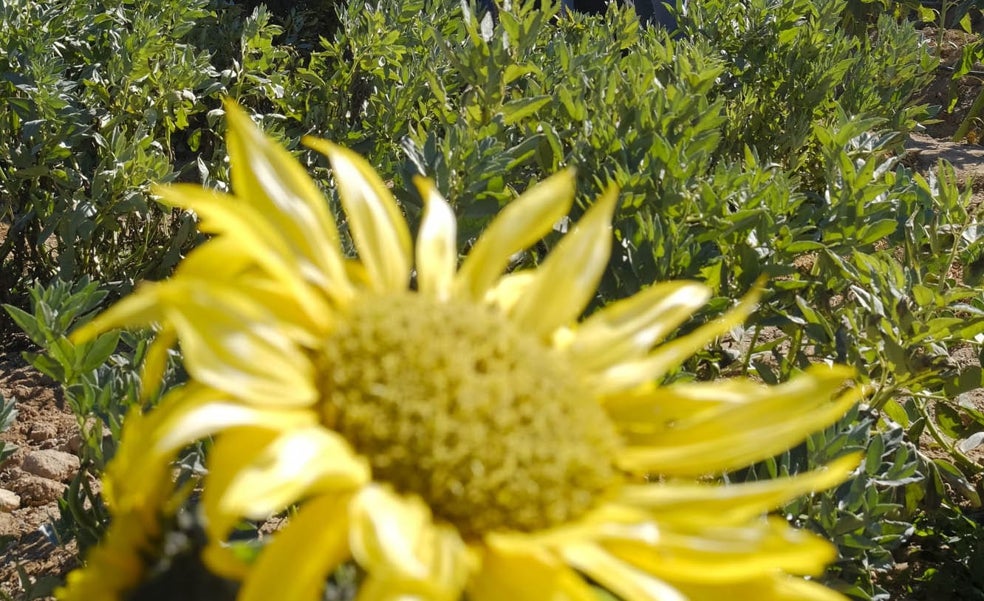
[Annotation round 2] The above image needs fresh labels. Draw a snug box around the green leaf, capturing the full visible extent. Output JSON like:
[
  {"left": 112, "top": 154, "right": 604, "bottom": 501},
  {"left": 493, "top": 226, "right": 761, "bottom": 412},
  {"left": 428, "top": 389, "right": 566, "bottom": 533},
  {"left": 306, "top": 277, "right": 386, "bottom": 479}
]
[
  {"left": 77, "top": 331, "right": 121, "bottom": 373},
  {"left": 498, "top": 96, "right": 551, "bottom": 126},
  {"left": 3, "top": 304, "right": 46, "bottom": 345},
  {"left": 856, "top": 219, "right": 897, "bottom": 245},
  {"left": 935, "top": 403, "right": 969, "bottom": 439}
]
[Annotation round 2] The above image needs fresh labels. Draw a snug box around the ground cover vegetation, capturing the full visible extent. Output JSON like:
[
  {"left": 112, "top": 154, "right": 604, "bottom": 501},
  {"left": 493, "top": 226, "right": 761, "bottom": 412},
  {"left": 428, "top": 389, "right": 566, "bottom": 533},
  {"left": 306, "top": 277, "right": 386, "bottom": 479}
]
[{"left": 1, "top": 0, "right": 984, "bottom": 598}]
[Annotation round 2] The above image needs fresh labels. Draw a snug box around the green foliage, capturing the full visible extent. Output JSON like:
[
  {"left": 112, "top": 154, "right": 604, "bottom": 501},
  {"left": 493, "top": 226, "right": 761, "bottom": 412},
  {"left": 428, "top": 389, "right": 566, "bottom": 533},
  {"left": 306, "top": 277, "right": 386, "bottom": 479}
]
[
  {"left": 2, "top": 280, "right": 183, "bottom": 552},
  {"left": 0, "top": 394, "right": 17, "bottom": 465}
]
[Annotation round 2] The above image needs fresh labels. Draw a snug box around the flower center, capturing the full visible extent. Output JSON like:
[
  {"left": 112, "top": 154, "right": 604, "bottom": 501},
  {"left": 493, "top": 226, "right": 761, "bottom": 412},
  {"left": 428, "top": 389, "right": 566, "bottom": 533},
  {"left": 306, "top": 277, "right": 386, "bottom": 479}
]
[{"left": 317, "top": 292, "right": 621, "bottom": 538}]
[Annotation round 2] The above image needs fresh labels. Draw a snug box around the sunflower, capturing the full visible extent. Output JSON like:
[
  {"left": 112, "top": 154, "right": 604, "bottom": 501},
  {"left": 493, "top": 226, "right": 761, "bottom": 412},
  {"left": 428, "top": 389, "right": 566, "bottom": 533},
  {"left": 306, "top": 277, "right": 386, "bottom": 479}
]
[{"left": 66, "top": 101, "right": 861, "bottom": 601}]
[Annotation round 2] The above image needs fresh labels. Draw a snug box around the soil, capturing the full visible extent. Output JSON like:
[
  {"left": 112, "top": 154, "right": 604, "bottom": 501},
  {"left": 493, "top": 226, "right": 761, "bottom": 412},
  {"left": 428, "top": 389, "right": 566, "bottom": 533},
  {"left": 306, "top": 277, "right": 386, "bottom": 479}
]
[
  {"left": 3, "top": 22, "right": 984, "bottom": 601},
  {"left": 0, "top": 328, "right": 79, "bottom": 600}
]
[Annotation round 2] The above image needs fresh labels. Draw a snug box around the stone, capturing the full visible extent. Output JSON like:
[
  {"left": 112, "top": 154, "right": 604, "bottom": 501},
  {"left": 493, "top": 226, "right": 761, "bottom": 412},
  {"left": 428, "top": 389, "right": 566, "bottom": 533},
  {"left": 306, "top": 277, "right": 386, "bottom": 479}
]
[
  {"left": 0, "top": 488, "right": 20, "bottom": 512},
  {"left": 9, "top": 474, "right": 65, "bottom": 507},
  {"left": 27, "top": 422, "right": 58, "bottom": 443},
  {"left": 21, "top": 449, "right": 80, "bottom": 482}
]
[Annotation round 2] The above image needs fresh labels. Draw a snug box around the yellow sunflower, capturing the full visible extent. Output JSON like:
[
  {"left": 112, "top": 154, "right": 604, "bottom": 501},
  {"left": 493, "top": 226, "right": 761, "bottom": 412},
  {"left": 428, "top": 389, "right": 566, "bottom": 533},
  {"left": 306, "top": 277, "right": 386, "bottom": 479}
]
[
  {"left": 66, "top": 101, "right": 861, "bottom": 601},
  {"left": 58, "top": 399, "right": 184, "bottom": 601}
]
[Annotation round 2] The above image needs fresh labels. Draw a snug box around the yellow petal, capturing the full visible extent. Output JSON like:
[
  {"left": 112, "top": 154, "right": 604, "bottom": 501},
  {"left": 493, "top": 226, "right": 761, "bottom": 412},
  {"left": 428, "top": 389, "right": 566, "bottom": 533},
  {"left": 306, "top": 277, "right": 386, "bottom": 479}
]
[
  {"left": 238, "top": 494, "right": 352, "bottom": 601},
  {"left": 601, "top": 517, "right": 837, "bottom": 583},
  {"left": 562, "top": 543, "right": 686, "bottom": 601},
  {"left": 616, "top": 366, "right": 860, "bottom": 475},
  {"left": 618, "top": 453, "right": 861, "bottom": 526},
  {"left": 568, "top": 281, "right": 711, "bottom": 371},
  {"left": 157, "top": 281, "right": 317, "bottom": 407},
  {"left": 483, "top": 270, "right": 536, "bottom": 313},
  {"left": 456, "top": 170, "right": 576, "bottom": 301},
  {"left": 414, "top": 176, "right": 458, "bottom": 301},
  {"left": 509, "top": 186, "right": 618, "bottom": 338},
  {"left": 155, "top": 184, "right": 331, "bottom": 329},
  {"left": 154, "top": 399, "right": 318, "bottom": 456},
  {"left": 139, "top": 325, "right": 176, "bottom": 401},
  {"left": 349, "top": 485, "right": 470, "bottom": 599},
  {"left": 172, "top": 233, "right": 254, "bottom": 281},
  {"left": 674, "top": 575, "right": 849, "bottom": 601},
  {"left": 217, "top": 426, "right": 369, "bottom": 521},
  {"left": 69, "top": 284, "right": 164, "bottom": 344},
  {"left": 305, "top": 137, "right": 413, "bottom": 293},
  {"left": 595, "top": 281, "right": 763, "bottom": 394},
  {"left": 469, "top": 535, "right": 597, "bottom": 601},
  {"left": 224, "top": 102, "right": 352, "bottom": 302}
]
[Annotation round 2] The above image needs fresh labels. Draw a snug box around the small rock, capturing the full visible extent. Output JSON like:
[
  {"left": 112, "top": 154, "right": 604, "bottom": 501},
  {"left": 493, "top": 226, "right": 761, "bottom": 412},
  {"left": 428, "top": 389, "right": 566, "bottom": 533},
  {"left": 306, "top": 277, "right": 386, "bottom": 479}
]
[
  {"left": 9, "top": 474, "right": 65, "bottom": 507},
  {"left": 0, "top": 512, "right": 16, "bottom": 536},
  {"left": 0, "top": 488, "right": 20, "bottom": 512},
  {"left": 21, "top": 449, "right": 80, "bottom": 482},
  {"left": 28, "top": 422, "right": 58, "bottom": 443}
]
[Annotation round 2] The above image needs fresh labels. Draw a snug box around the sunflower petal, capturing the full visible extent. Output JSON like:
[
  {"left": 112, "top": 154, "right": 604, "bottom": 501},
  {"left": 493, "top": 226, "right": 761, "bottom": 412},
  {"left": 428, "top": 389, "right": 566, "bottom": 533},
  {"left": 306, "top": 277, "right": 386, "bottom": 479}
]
[
  {"left": 674, "top": 575, "right": 849, "bottom": 601},
  {"left": 601, "top": 516, "right": 837, "bottom": 583},
  {"left": 569, "top": 281, "right": 711, "bottom": 371},
  {"left": 615, "top": 366, "right": 860, "bottom": 475},
  {"left": 306, "top": 138, "right": 413, "bottom": 293},
  {"left": 239, "top": 494, "right": 352, "bottom": 601},
  {"left": 414, "top": 176, "right": 458, "bottom": 301},
  {"left": 155, "top": 185, "right": 331, "bottom": 328},
  {"left": 157, "top": 281, "right": 317, "bottom": 407},
  {"left": 70, "top": 284, "right": 164, "bottom": 344},
  {"left": 469, "top": 535, "right": 597, "bottom": 601},
  {"left": 214, "top": 427, "right": 369, "bottom": 523},
  {"left": 618, "top": 453, "right": 861, "bottom": 526},
  {"left": 154, "top": 399, "right": 317, "bottom": 457},
  {"left": 562, "top": 543, "right": 686, "bottom": 601},
  {"left": 596, "top": 281, "right": 763, "bottom": 394},
  {"left": 139, "top": 326, "right": 176, "bottom": 401},
  {"left": 456, "top": 170, "right": 576, "bottom": 301},
  {"left": 509, "top": 186, "right": 618, "bottom": 338},
  {"left": 224, "top": 103, "right": 352, "bottom": 301},
  {"left": 484, "top": 270, "right": 536, "bottom": 313},
  {"left": 349, "top": 485, "right": 470, "bottom": 599},
  {"left": 172, "top": 232, "right": 254, "bottom": 281}
]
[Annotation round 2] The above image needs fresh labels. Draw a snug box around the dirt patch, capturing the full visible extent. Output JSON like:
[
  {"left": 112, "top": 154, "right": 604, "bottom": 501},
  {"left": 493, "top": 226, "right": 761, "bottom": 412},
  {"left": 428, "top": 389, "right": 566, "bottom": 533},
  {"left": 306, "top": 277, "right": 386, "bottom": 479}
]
[{"left": 0, "top": 331, "right": 81, "bottom": 601}]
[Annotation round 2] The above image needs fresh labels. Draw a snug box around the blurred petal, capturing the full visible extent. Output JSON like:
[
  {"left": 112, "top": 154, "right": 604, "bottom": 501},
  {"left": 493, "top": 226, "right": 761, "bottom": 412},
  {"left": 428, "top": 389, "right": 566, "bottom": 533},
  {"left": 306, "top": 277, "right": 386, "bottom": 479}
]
[
  {"left": 155, "top": 184, "right": 331, "bottom": 329},
  {"left": 618, "top": 453, "right": 861, "bottom": 526},
  {"left": 456, "top": 170, "right": 576, "bottom": 301},
  {"left": 224, "top": 102, "right": 352, "bottom": 302},
  {"left": 158, "top": 281, "right": 317, "bottom": 407},
  {"left": 216, "top": 427, "right": 369, "bottom": 522},
  {"left": 483, "top": 270, "right": 535, "bottom": 313},
  {"left": 569, "top": 281, "right": 711, "bottom": 371},
  {"left": 350, "top": 485, "right": 470, "bottom": 599},
  {"left": 674, "top": 575, "right": 849, "bottom": 601},
  {"left": 306, "top": 138, "right": 413, "bottom": 293},
  {"left": 414, "top": 176, "right": 458, "bottom": 301},
  {"left": 509, "top": 186, "right": 618, "bottom": 338},
  {"left": 595, "top": 281, "right": 763, "bottom": 394},
  {"left": 601, "top": 517, "right": 837, "bottom": 583},
  {"left": 139, "top": 325, "right": 176, "bottom": 401},
  {"left": 70, "top": 284, "right": 164, "bottom": 344},
  {"left": 615, "top": 366, "right": 860, "bottom": 475},
  {"left": 563, "top": 543, "right": 686, "bottom": 601},
  {"left": 153, "top": 398, "right": 317, "bottom": 456},
  {"left": 173, "top": 233, "right": 254, "bottom": 281},
  {"left": 239, "top": 494, "right": 352, "bottom": 601},
  {"left": 470, "top": 535, "right": 597, "bottom": 601}
]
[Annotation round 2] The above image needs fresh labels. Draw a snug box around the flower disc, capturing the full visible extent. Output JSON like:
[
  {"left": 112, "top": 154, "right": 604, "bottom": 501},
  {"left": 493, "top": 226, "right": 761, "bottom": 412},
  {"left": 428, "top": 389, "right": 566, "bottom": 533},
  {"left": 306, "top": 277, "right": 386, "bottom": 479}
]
[{"left": 318, "top": 292, "right": 621, "bottom": 537}]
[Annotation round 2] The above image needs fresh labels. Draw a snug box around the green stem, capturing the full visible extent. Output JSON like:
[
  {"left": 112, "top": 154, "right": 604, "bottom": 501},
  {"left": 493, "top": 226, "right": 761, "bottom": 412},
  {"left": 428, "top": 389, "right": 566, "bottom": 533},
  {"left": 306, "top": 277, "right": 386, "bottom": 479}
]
[{"left": 952, "top": 85, "right": 984, "bottom": 142}]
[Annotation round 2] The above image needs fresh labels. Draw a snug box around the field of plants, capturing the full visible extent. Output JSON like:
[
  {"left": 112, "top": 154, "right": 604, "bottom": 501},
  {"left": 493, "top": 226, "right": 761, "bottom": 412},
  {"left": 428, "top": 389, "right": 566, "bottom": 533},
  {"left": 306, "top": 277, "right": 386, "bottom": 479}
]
[{"left": 2, "top": 0, "right": 984, "bottom": 598}]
